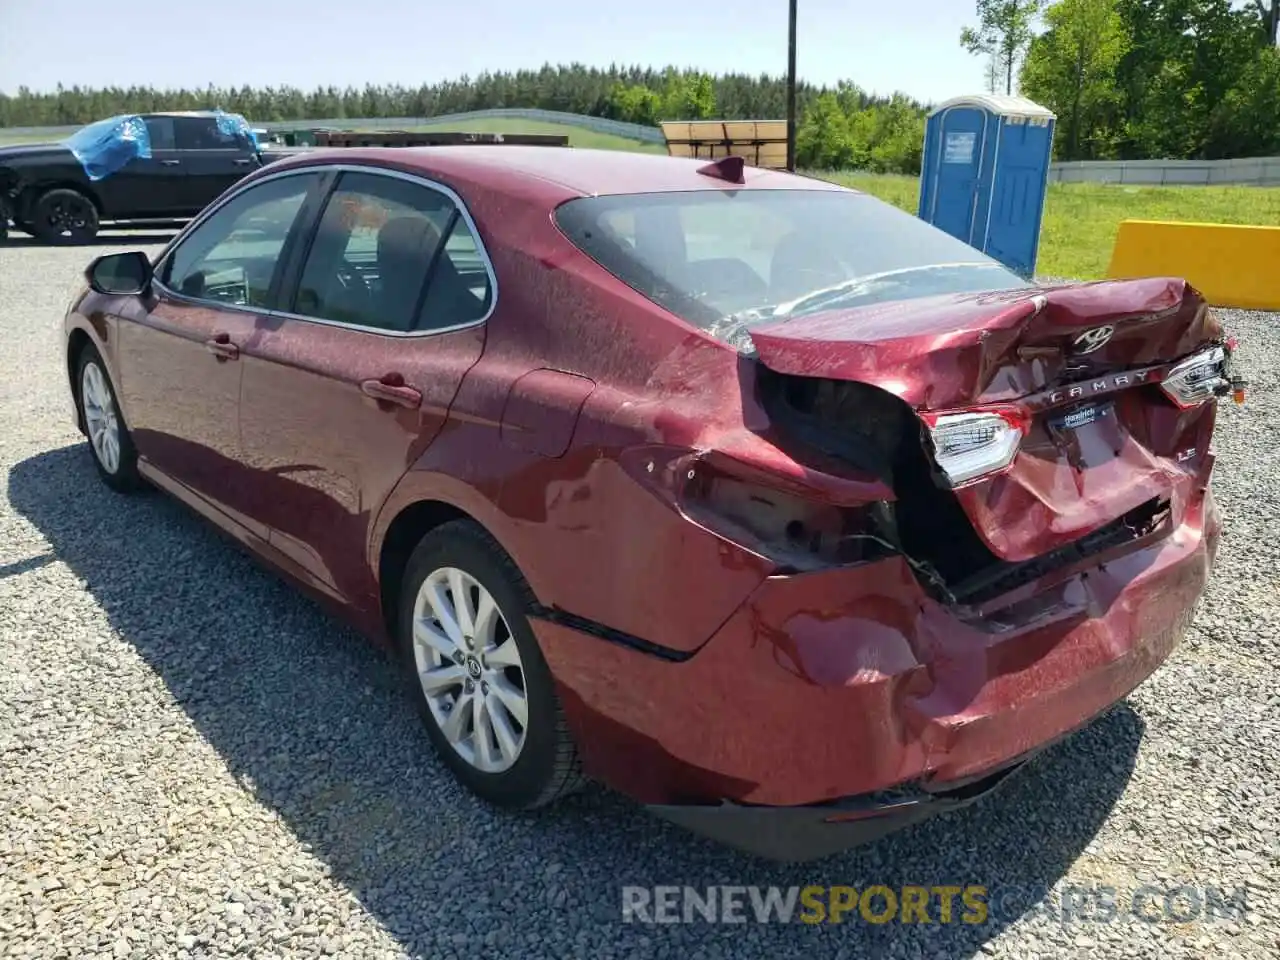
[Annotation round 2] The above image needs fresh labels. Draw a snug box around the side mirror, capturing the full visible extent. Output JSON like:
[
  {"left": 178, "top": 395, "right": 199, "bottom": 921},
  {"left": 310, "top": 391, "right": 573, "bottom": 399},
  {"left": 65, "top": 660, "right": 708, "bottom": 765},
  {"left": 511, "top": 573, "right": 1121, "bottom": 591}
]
[{"left": 85, "top": 251, "right": 152, "bottom": 296}]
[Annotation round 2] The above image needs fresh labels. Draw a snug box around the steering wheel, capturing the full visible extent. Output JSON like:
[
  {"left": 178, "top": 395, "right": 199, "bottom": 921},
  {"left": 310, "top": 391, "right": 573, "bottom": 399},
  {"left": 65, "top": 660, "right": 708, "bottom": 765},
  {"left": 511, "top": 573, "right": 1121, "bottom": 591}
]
[
  {"left": 334, "top": 260, "right": 369, "bottom": 295},
  {"left": 319, "top": 258, "right": 373, "bottom": 320}
]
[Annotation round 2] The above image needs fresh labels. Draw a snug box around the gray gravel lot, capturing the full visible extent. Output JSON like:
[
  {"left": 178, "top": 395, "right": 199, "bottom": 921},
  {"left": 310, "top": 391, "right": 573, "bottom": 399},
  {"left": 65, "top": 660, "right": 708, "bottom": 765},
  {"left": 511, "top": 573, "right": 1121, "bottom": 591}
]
[{"left": 1, "top": 236, "right": 1277, "bottom": 959}]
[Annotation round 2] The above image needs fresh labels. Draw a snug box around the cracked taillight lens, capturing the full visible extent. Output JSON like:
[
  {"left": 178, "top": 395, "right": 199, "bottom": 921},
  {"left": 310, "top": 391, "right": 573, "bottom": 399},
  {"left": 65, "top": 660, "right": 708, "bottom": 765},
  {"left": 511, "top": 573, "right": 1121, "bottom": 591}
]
[
  {"left": 1159, "top": 344, "right": 1237, "bottom": 408},
  {"left": 921, "top": 407, "right": 1028, "bottom": 488}
]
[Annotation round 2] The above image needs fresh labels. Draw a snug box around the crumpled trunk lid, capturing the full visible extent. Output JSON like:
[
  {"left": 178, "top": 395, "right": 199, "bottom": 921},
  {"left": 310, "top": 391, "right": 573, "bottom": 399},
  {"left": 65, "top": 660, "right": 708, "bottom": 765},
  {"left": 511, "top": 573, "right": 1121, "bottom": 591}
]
[
  {"left": 748, "top": 277, "right": 1228, "bottom": 569},
  {"left": 748, "top": 277, "right": 1220, "bottom": 410}
]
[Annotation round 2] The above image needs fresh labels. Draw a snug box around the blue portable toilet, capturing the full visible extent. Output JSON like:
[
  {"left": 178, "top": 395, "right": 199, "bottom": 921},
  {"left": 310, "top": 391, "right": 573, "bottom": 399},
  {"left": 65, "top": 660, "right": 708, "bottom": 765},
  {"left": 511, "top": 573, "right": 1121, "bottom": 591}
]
[{"left": 918, "top": 94, "right": 1056, "bottom": 279}]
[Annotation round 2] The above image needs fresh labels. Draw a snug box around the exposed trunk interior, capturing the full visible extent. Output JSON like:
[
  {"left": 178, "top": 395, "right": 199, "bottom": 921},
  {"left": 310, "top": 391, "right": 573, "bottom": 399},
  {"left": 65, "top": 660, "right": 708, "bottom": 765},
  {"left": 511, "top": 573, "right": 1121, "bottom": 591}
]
[{"left": 756, "top": 366, "right": 1170, "bottom": 608}]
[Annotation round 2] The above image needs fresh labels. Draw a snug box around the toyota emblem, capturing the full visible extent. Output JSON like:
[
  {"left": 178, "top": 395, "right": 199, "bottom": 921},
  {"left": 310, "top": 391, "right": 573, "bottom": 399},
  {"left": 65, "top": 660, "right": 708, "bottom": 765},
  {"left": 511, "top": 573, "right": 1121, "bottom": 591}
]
[{"left": 1072, "top": 325, "right": 1115, "bottom": 354}]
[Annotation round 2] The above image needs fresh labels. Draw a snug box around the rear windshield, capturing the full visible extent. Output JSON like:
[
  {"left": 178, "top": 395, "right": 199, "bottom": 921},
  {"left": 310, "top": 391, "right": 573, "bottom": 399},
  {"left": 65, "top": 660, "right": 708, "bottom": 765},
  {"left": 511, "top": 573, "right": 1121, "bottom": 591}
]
[{"left": 553, "top": 188, "right": 1031, "bottom": 350}]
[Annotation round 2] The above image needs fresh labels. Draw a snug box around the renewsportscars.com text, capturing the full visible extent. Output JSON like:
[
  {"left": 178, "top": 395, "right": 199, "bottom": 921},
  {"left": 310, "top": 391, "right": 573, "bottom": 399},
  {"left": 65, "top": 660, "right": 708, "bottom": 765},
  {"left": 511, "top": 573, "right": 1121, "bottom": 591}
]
[{"left": 621, "top": 884, "right": 1251, "bottom": 926}]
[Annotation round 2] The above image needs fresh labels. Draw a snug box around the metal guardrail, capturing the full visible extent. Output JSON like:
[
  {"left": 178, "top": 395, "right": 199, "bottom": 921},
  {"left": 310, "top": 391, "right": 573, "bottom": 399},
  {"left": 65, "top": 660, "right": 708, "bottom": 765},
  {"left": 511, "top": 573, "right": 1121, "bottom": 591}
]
[
  {"left": 5, "top": 109, "right": 1280, "bottom": 183},
  {"left": 1047, "top": 156, "right": 1280, "bottom": 186},
  {"left": 311, "top": 129, "right": 568, "bottom": 148}
]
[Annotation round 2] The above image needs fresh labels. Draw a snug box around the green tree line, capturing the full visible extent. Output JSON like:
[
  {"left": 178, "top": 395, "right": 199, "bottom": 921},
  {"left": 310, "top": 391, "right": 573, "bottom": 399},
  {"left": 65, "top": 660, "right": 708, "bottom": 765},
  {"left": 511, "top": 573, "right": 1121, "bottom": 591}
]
[
  {"left": 8, "top": 0, "right": 1280, "bottom": 175},
  {"left": 966, "top": 0, "right": 1280, "bottom": 161},
  {"left": 0, "top": 65, "right": 821, "bottom": 128},
  {"left": 0, "top": 64, "right": 931, "bottom": 175}
]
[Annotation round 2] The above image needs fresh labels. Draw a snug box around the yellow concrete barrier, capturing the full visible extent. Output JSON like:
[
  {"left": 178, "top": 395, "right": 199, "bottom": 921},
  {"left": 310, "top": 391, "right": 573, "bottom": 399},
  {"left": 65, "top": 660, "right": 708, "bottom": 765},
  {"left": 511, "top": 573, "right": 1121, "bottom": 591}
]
[{"left": 1107, "top": 219, "right": 1280, "bottom": 311}]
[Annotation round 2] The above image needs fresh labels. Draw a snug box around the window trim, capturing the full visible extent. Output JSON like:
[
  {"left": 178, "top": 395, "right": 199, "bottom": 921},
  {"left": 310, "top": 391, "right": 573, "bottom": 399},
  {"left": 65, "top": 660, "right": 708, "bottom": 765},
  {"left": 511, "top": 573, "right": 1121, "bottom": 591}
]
[
  {"left": 151, "top": 162, "right": 500, "bottom": 340},
  {"left": 152, "top": 167, "right": 330, "bottom": 317}
]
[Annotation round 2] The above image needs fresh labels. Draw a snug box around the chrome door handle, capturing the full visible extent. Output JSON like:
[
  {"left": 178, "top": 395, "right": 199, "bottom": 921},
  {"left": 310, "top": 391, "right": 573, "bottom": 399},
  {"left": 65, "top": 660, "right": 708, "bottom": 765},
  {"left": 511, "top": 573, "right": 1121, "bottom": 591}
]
[
  {"left": 204, "top": 334, "right": 239, "bottom": 360},
  {"left": 361, "top": 376, "right": 421, "bottom": 409}
]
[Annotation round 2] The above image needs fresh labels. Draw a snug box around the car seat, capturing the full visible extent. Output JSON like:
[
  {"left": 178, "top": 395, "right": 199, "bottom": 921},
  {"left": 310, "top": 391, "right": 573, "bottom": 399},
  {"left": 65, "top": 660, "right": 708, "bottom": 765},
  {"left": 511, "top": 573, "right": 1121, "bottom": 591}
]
[{"left": 376, "top": 215, "right": 443, "bottom": 331}]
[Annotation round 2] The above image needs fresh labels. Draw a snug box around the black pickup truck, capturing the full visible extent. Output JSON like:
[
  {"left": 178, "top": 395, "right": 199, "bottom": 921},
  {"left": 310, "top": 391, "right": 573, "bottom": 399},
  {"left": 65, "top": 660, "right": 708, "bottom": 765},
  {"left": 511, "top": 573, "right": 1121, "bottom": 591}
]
[{"left": 0, "top": 111, "right": 292, "bottom": 243}]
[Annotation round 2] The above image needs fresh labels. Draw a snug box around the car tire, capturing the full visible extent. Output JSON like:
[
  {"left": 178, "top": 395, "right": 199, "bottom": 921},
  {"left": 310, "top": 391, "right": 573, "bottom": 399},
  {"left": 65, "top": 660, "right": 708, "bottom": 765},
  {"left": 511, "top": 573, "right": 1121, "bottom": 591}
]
[
  {"left": 75, "top": 343, "right": 142, "bottom": 493},
  {"left": 397, "top": 519, "right": 583, "bottom": 810},
  {"left": 31, "top": 188, "right": 100, "bottom": 244}
]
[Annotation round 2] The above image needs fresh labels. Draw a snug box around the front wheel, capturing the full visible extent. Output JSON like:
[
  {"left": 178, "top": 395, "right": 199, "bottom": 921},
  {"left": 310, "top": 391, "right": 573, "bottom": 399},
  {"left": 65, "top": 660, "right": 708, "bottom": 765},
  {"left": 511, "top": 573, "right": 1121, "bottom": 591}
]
[
  {"left": 398, "top": 520, "right": 583, "bottom": 810},
  {"left": 31, "top": 188, "right": 100, "bottom": 244},
  {"left": 75, "top": 344, "right": 142, "bottom": 493}
]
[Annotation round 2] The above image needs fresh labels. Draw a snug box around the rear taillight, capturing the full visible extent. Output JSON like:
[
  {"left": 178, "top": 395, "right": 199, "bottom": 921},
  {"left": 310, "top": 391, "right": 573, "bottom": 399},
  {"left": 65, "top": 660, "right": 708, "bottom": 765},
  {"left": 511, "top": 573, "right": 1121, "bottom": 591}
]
[
  {"left": 921, "top": 407, "right": 1028, "bottom": 488},
  {"left": 1160, "top": 345, "right": 1229, "bottom": 408},
  {"left": 679, "top": 461, "right": 894, "bottom": 571},
  {"left": 1159, "top": 340, "right": 1248, "bottom": 408}
]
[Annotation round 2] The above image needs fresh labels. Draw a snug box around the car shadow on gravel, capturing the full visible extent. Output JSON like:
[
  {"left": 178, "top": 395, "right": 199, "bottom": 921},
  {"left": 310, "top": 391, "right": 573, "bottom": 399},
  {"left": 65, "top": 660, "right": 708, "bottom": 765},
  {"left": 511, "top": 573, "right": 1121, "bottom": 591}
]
[{"left": 10, "top": 444, "right": 1146, "bottom": 960}]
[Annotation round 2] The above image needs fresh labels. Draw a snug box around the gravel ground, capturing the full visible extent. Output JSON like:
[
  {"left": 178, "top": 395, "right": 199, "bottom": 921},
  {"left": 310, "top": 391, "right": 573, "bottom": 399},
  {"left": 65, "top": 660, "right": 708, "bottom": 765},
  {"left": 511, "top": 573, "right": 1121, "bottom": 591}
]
[{"left": 1, "top": 238, "right": 1277, "bottom": 959}]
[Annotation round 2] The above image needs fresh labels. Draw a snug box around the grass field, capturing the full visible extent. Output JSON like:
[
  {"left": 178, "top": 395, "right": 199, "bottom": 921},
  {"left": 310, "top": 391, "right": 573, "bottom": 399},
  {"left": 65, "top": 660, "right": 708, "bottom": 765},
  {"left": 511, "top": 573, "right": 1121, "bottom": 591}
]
[
  {"left": 822, "top": 171, "right": 1280, "bottom": 279},
  {"left": 5, "top": 117, "right": 1280, "bottom": 280}
]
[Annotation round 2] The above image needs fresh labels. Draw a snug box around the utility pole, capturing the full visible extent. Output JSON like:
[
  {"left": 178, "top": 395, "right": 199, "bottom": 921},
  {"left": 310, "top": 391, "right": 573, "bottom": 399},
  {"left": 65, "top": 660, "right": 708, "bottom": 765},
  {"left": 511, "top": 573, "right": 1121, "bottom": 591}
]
[{"left": 786, "top": 0, "right": 798, "bottom": 172}]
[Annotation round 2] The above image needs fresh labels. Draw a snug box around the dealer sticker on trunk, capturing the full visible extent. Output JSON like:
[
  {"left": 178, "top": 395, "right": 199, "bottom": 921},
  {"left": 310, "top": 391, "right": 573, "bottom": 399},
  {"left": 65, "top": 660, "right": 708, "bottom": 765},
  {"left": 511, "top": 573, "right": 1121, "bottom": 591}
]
[{"left": 1049, "top": 402, "right": 1109, "bottom": 432}]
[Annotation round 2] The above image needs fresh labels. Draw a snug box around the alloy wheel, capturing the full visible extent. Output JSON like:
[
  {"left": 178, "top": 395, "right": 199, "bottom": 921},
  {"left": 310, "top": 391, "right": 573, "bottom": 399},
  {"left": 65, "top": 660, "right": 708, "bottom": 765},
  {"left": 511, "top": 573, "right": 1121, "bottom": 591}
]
[
  {"left": 45, "top": 197, "right": 90, "bottom": 237},
  {"left": 411, "top": 566, "right": 529, "bottom": 773},
  {"left": 81, "top": 361, "right": 121, "bottom": 475}
]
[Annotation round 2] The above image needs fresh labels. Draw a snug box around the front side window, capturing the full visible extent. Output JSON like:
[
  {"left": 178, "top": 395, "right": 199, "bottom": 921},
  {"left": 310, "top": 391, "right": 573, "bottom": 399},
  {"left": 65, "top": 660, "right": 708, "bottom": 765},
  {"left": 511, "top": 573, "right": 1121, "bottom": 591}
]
[
  {"left": 554, "top": 189, "right": 1031, "bottom": 347},
  {"left": 292, "top": 171, "right": 493, "bottom": 333},
  {"left": 161, "top": 172, "right": 319, "bottom": 308}
]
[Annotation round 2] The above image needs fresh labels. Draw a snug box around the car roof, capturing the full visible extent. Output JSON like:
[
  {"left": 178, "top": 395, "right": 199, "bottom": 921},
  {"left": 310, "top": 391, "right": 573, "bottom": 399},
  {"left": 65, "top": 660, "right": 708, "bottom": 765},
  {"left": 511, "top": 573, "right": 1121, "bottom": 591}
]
[{"left": 270, "top": 145, "right": 853, "bottom": 205}]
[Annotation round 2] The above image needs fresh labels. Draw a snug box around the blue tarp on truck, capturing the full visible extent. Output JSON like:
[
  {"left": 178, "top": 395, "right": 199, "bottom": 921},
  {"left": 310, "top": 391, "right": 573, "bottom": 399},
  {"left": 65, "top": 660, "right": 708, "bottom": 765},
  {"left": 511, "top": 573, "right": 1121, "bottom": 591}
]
[
  {"left": 60, "top": 110, "right": 256, "bottom": 181},
  {"left": 62, "top": 115, "right": 152, "bottom": 181}
]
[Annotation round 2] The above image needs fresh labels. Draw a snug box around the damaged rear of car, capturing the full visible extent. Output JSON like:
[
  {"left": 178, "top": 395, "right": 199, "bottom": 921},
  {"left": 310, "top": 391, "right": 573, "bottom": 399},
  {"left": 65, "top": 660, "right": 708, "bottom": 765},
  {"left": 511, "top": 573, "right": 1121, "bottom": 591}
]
[{"left": 550, "top": 183, "right": 1241, "bottom": 860}]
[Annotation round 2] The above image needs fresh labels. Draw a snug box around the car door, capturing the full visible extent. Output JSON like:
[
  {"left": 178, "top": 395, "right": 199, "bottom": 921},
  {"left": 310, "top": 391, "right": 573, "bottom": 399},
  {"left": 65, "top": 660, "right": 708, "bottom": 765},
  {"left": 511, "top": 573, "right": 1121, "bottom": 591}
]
[
  {"left": 174, "top": 116, "right": 261, "bottom": 214},
  {"left": 236, "top": 167, "right": 492, "bottom": 604},
  {"left": 92, "top": 117, "right": 188, "bottom": 219},
  {"left": 116, "top": 168, "right": 328, "bottom": 538}
]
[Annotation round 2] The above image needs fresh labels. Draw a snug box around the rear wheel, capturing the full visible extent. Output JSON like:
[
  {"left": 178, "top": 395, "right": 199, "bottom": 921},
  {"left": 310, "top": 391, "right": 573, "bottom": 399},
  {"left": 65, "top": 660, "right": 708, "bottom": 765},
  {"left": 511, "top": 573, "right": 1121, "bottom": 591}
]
[
  {"left": 397, "top": 520, "right": 583, "bottom": 809},
  {"left": 31, "top": 188, "right": 100, "bottom": 244},
  {"left": 75, "top": 344, "right": 141, "bottom": 493}
]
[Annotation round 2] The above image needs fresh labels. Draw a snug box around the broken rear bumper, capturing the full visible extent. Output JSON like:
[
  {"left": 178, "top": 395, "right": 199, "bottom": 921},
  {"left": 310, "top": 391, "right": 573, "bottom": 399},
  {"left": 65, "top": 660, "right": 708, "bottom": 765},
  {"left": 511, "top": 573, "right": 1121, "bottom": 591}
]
[
  {"left": 533, "top": 486, "right": 1220, "bottom": 857},
  {"left": 646, "top": 755, "right": 1032, "bottom": 862}
]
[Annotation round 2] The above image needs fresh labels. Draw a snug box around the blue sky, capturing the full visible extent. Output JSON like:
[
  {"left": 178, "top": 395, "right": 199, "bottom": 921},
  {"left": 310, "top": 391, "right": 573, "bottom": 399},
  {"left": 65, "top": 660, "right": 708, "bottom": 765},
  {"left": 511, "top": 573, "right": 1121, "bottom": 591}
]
[{"left": 0, "top": 0, "right": 988, "bottom": 105}]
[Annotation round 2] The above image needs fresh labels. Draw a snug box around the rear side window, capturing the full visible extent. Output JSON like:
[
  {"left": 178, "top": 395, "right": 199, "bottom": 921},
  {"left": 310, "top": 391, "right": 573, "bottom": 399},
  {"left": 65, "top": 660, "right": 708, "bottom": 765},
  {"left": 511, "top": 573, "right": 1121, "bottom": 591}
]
[
  {"left": 291, "top": 171, "right": 493, "bottom": 333},
  {"left": 175, "top": 116, "right": 239, "bottom": 150},
  {"left": 553, "top": 189, "right": 1030, "bottom": 345}
]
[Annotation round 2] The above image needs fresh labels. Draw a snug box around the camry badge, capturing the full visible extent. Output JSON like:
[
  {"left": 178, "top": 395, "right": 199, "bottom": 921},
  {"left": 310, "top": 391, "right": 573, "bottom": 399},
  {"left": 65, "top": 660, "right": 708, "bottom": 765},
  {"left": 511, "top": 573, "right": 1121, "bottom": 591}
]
[{"left": 1072, "top": 325, "right": 1116, "bottom": 354}]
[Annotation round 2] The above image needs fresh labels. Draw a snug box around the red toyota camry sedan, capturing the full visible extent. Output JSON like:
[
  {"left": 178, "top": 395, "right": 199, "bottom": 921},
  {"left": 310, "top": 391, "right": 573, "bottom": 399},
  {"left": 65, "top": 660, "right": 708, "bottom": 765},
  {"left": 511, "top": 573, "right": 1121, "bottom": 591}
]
[{"left": 62, "top": 146, "right": 1240, "bottom": 861}]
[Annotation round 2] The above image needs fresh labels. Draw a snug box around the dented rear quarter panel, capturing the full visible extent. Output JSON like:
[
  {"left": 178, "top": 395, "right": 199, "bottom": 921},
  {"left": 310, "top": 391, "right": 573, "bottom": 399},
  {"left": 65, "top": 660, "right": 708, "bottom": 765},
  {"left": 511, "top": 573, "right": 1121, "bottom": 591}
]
[{"left": 376, "top": 174, "right": 800, "bottom": 653}]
